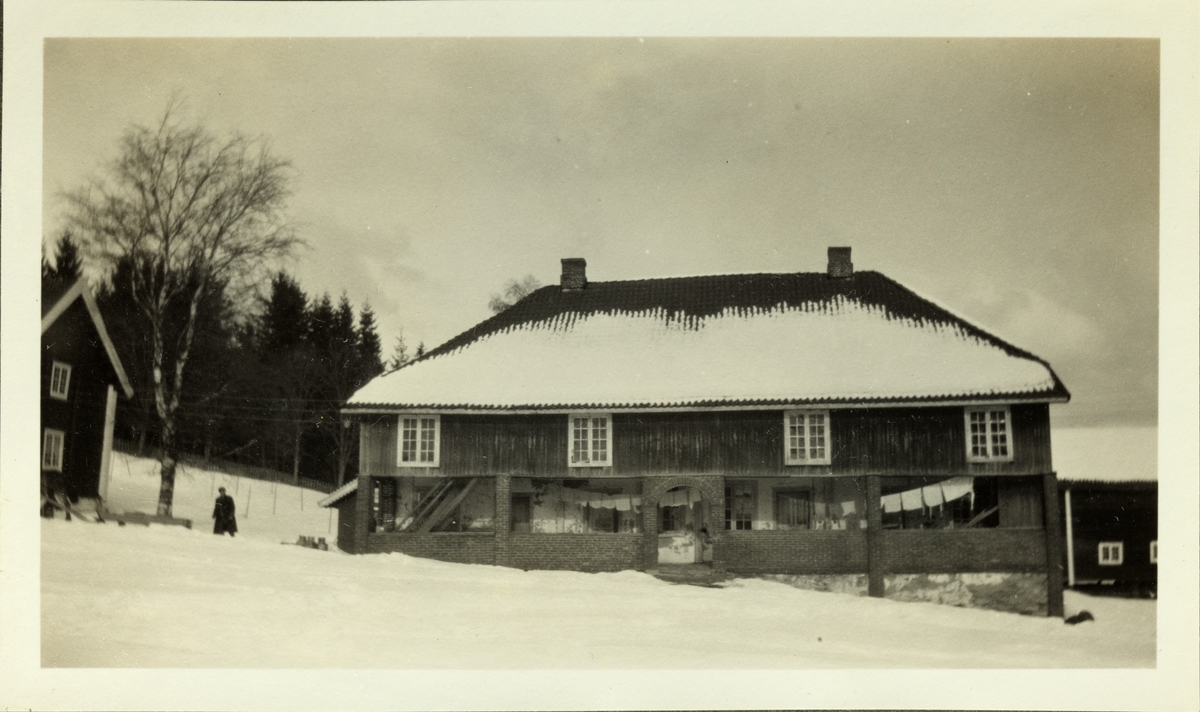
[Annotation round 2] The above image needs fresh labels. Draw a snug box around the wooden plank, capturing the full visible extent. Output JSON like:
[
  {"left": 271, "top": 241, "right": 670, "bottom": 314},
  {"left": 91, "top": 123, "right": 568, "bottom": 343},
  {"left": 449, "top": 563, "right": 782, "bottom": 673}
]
[
  {"left": 402, "top": 478, "right": 455, "bottom": 532},
  {"left": 419, "top": 478, "right": 479, "bottom": 533}
]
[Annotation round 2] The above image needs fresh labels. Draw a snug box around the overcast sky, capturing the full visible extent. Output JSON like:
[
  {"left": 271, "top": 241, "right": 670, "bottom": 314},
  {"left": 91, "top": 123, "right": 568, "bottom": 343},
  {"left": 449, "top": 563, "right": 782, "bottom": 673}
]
[{"left": 43, "top": 38, "right": 1158, "bottom": 428}]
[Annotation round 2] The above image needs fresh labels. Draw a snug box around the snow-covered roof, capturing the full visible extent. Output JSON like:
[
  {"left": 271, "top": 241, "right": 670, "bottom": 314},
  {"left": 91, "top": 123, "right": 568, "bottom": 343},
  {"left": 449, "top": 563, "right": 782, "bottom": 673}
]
[
  {"left": 318, "top": 479, "right": 358, "bottom": 508},
  {"left": 347, "top": 270, "right": 1069, "bottom": 411}
]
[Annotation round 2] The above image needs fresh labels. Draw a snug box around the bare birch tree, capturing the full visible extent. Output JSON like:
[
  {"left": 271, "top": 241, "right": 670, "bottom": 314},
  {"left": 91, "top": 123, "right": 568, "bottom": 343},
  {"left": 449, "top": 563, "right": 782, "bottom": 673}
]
[
  {"left": 66, "top": 106, "right": 300, "bottom": 517},
  {"left": 488, "top": 274, "right": 542, "bottom": 314}
]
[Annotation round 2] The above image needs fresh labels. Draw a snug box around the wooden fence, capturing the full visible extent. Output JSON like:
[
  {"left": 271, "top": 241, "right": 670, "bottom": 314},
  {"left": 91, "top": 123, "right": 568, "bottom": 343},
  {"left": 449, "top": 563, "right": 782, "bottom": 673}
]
[{"left": 112, "top": 439, "right": 338, "bottom": 494}]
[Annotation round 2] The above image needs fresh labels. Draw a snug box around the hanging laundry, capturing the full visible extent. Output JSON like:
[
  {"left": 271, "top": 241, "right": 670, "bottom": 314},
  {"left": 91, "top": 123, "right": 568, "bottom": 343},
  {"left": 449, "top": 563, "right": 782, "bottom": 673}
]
[
  {"left": 940, "top": 477, "right": 974, "bottom": 504},
  {"left": 614, "top": 496, "right": 636, "bottom": 512},
  {"left": 900, "top": 488, "right": 923, "bottom": 511},
  {"left": 840, "top": 500, "right": 857, "bottom": 516},
  {"left": 922, "top": 483, "right": 945, "bottom": 507},
  {"left": 881, "top": 493, "right": 902, "bottom": 513}
]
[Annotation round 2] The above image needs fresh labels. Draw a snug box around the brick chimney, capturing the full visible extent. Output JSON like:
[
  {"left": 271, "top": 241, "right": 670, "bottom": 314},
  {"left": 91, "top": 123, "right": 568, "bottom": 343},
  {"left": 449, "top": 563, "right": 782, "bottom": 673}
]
[
  {"left": 827, "top": 247, "right": 853, "bottom": 279},
  {"left": 561, "top": 258, "right": 587, "bottom": 291}
]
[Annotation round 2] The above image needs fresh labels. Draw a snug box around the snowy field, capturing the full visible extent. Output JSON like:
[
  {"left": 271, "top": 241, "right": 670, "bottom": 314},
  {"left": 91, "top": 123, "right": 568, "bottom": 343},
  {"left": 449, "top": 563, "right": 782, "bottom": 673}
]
[
  {"left": 41, "top": 518, "right": 1156, "bottom": 669},
  {"left": 102, "top": 452, "right": 339, "bottom": 545},
  {"left": 41, "top": 455, "right": 1156, "bottom": 669}
]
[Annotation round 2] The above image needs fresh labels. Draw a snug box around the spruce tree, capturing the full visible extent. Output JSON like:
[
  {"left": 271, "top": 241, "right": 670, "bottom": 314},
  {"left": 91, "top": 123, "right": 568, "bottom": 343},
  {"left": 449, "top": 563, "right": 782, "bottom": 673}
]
[{"left": 357, "top": 304, "right": 384, "bottom": 383}]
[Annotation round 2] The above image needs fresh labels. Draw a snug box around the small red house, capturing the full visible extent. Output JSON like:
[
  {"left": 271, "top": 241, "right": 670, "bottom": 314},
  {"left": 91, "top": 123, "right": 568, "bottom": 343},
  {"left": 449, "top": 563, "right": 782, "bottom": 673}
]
[
  {"left": 41, "top": 278, "right": 134, "bottom": 507},
  {"left": 326, "top": 248, "right": 1071, "bottom": 615},
  {"left": 1052, "top": 426, "right": 1157, "bottom": 595}
]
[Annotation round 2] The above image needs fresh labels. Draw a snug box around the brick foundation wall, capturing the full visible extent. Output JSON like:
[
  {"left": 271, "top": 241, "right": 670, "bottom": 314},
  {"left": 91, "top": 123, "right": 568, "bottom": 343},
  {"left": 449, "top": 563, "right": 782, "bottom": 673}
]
[
  {"left": 714, "top": 530, "right": 869, "bottom": 575},
  {"left": 507, "top": 534, "right": 643, "bottom": 572},
  {"left": 365, "top": 532, "right": 496, "bottom": 565},
  {"left": 879, "top": 528, "right": 1046, "bottom": 573}
]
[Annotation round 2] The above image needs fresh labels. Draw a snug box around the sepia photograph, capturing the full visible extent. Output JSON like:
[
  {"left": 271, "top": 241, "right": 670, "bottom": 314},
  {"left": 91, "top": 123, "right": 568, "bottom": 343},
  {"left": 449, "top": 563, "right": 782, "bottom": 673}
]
[{"left": 3, "top": 1, "right": 1197, "bottom": 710}]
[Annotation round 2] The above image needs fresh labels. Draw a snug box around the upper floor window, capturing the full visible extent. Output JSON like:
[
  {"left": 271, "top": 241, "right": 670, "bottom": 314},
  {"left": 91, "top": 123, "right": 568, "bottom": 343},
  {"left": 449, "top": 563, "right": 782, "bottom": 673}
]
[
  {"left": 398, "top": 415, "right": 439, "bottom": 466},
  {"left": 569, "top": 414, "right": 610, "bottom": 467},
  {"left": 965, "top": 407, "right": 1013, "bottom": 462},
  {"left": 43, "top": 429, "right": 65, "bottom": 471},
  {"left": 784, "top": 410, "right": 830, "bottom": 465},
  {"left": 50, "top": 361, "right": 72, "bottom": 400},
  {"left": 1098, "top": 541, "right": 1124, "bottom": 566}
]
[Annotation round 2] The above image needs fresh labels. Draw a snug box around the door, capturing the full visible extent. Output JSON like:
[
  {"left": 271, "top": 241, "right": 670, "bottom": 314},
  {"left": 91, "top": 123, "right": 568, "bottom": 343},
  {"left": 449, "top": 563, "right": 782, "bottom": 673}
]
[{"left": 657, "top": 487, "right": 702, "bottom": 564}]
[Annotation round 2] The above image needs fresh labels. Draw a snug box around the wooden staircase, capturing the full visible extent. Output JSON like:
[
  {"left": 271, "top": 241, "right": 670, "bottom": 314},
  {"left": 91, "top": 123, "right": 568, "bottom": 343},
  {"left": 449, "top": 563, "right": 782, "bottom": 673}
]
[{"left": 399, "top": 478, "right": 479, "bottom": 533}]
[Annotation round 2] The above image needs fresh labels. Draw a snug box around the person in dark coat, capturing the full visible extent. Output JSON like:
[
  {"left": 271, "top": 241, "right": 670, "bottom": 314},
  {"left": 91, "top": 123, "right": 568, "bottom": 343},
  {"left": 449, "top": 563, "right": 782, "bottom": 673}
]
[{"left": 212, "top": 487, "right": 237, "bottom": 537}]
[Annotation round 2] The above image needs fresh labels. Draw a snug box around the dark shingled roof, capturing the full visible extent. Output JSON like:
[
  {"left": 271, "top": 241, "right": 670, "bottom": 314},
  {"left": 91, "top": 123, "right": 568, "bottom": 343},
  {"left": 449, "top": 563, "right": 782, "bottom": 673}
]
[{"left": 421, "top": 270, "right": 1069, "bottom": 401}]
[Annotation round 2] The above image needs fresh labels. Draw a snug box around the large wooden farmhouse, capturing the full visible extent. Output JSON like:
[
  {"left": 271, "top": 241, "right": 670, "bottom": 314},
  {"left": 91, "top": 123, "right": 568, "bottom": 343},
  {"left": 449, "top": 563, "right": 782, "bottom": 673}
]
[
  {"left": 41, "top": 278, "right": 134, "bottom": 507},
  {"left": 325, "top": 248, "right": 1071, "bottom": 615}
]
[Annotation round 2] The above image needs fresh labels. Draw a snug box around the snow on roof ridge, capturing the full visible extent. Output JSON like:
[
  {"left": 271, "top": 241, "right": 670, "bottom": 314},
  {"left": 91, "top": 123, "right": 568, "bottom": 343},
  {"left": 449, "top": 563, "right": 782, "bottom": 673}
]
[{"left": 416, "top": 294, "right": 1001, "bottom": 364}]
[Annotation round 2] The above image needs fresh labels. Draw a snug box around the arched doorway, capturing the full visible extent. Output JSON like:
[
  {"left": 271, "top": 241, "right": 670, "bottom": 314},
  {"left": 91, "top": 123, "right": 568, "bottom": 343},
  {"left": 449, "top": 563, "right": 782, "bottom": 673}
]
[{"left": 656, "top": 486, "right": 712, "bottom": 564}]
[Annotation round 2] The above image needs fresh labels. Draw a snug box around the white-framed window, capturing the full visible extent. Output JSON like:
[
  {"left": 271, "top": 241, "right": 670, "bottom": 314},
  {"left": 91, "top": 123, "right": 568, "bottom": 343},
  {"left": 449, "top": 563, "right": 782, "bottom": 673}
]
[
  {"left": 784, "top": 410, "right": 830, "bottom": 465},
  {"left": 397, "top": 415, "right": 439, "bottom": 466},
  {"left": 1150, "top": 540, "right": 1157, "bottom": 564},
  {"left": 49, "top": 361, "right": 72, "bottom": 400},
  {"left": 569, "top": 413, "right": 611, "bottom": 467},
  {"left": 42, "top": 428, "right": 65, "bottom": 471},
  {"left": 965, "top": 407, "right": 1013, "bottom": 462},
  {"left": 1098, "top": 541, "right": 1124, "bottom": 566}
]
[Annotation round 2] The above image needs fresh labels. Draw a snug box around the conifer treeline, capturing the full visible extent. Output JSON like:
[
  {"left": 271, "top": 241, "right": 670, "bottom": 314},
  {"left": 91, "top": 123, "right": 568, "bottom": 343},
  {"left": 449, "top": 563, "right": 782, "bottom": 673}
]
[{"left": 46, "top": 233, "right": 385, "bottom": 486}]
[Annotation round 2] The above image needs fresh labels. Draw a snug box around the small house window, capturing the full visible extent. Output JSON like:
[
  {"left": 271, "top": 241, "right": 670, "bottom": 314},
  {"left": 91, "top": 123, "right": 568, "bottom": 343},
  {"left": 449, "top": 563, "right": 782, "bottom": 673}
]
[
  {"left": 725, "top": 481, "right": 756, "bottom": 530},
  {"left": 965, "top": 407, "right": 1013, "bottom": 462},
  {"left": 784, "top": 410, "right": 830, "bottom": 465},
  {"left": 569, "top": 414, "right": 611, "bottom": 467},
  {"left": 1150, "top": 540, "right": 1157, "bottom": 564},
  {"left": 50, "top": 361, "right": 72, "bottom": 400},
  {"left": 1098, "top": 541, "right": 1124, "bottom": 566},
  {"left": 398, "top": 415, "right": 439, "bottom": 466},
  {"left": 42, "top": 429, "right": 65, "bottom": 471}
]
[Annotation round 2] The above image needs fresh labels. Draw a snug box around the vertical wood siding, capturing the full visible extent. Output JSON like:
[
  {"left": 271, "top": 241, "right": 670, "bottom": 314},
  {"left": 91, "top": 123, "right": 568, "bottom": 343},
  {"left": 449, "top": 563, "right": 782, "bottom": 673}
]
[
  {"left": 441, "top": 414, "right": 567, "bottom": 475},
  {"left": 833, "top": 403, "right": 1051, "bottom": 475},
  {"left": 356, "top": 403, "right": 1053, "bottom": 479},
  {"left": 42, "top": 300, "right": 121, "bottom": 500},
  {"left": 614, "top": 411, "right": 783, "bottom": 475}
]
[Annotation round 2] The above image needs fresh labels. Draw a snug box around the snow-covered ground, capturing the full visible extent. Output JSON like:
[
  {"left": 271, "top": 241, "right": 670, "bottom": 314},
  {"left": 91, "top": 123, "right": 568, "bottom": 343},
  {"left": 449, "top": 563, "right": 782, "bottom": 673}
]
[
  {"left": 41, "top": 517, "right": 1155, "bottom": 669},
  {"left": 102, "top": 452, "right": 339, "bottom": 545},
  {"left": 14, "top": 439, "right": 1197, "bottom": 710},
  {"left": 41, "top": 456, "right": 1156, "bottom": 669}
]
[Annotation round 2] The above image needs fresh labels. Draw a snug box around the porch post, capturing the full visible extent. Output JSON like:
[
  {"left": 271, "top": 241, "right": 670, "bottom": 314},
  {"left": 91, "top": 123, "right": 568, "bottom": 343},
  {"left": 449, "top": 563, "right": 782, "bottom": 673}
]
[
  {"left": 353, "top": 475, "right": 373, "bottom": 554},
  {"left": 98, "top": 385, "right": 118, "bottom": 503},
  {"left": 866, "top": 475, "right": 885, "bottom": 597},
  {"left": 495, "top": 475, "right": 511, "bottom": 567},
  {"left": 708, "top": 481, "right": 726, "bottom": 575},
  {"left": 642, "top": 490, "right": 659, "bottom": 570},
  {"left": 1043, "top": 472, "right": 1065, "bottom": 617}
]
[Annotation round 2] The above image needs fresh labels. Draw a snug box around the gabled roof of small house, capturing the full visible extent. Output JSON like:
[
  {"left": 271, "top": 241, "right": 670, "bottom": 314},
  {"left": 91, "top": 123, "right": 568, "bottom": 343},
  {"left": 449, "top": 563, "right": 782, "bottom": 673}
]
[
  {"left": 42, "top": 277, "right": 135, "bottom": 399},
  {"left": 317, "top": 478, "right": 358, "bottom": 508},
  {"left": 347, "top": 254, "right": 1070, "bottom": 411}
]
